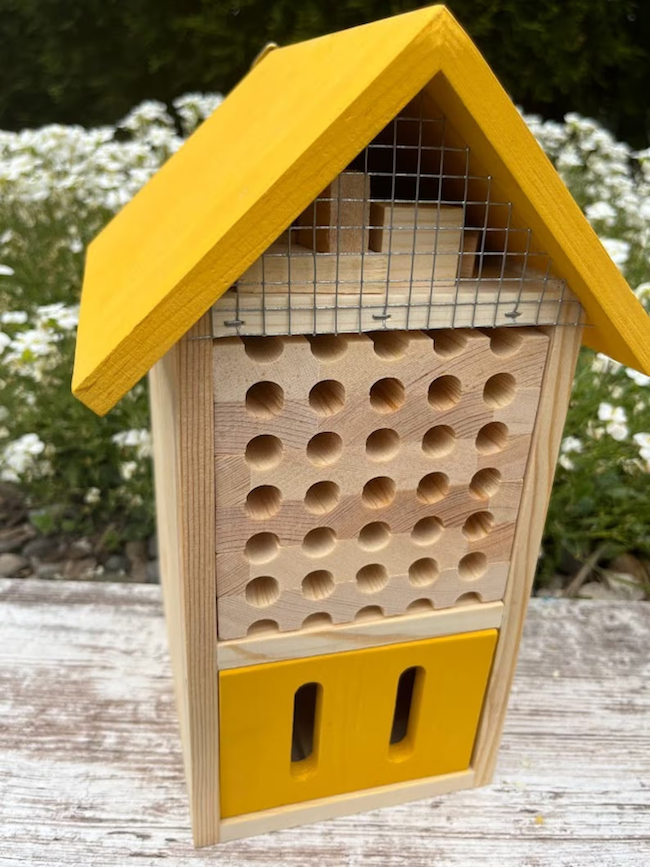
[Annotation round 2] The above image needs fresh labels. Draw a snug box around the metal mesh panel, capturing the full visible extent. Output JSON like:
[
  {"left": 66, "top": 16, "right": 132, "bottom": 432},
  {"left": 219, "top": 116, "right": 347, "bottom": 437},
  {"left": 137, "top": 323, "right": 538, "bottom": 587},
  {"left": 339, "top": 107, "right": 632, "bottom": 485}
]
[{"left": 212, "top": 92, "right": 584, "bottom": 338}]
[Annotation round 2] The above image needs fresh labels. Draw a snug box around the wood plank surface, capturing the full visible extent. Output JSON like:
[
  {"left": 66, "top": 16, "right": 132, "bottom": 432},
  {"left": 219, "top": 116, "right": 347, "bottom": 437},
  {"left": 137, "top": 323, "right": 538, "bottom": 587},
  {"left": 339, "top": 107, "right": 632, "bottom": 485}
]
[{"left": 0, "top": 578, "right": 648, "bottom": 865}]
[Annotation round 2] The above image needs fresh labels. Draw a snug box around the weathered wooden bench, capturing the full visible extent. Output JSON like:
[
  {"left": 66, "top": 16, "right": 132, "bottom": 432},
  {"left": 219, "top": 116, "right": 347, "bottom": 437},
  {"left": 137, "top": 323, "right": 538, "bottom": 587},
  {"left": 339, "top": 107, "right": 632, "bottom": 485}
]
[{"left": 0, "top": 578, "right": 648, "bottom": 864}]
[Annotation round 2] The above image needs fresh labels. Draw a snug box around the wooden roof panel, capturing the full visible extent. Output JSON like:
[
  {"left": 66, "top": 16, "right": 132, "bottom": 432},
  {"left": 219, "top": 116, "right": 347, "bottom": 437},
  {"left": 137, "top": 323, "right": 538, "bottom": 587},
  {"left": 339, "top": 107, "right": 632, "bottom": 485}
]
[{"left": 73, "top": 5, "right": 650, "bottom": 414}]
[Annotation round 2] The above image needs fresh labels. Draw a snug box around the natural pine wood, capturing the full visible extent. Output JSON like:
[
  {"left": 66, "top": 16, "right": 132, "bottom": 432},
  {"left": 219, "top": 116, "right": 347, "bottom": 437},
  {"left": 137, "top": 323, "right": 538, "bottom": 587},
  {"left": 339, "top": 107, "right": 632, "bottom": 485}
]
[
  {"left": 213, "top": 327, "right": 547, "bottom": 639},
  {"left": 211, "top": 277, "right": 573, "bottom": 338},
  {"left": 217, "top": 600, "right": 503, "bottom": 669},
  {"left": 219, "top": 769, "right": 475, "bottom": 842},
  {"left": 472, "top": 312, "right": 584, "bottom": 786},
  {"left": 149, "top": 313, "right": 220, "bottom": 846},
  {"left": 297, "top": 172, "right": 370, "bottom": 253}
]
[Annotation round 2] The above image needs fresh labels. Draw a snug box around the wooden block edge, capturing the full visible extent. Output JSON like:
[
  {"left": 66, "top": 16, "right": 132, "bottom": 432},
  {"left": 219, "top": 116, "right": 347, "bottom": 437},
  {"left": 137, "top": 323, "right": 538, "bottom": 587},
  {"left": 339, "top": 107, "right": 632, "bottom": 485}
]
[
  {"left": 217, "top": 601, "right": 503, "bottom": 670},
  {"left": 218, "top": 768, "right": 475, "bottom": 842}
]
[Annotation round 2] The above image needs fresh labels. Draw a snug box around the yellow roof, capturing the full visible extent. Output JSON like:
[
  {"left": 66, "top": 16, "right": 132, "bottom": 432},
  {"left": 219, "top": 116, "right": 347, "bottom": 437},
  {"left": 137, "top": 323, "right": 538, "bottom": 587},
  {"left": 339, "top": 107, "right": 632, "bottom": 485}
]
[{"left": 73, "top": 4, "right": 650, "bottom": 415}]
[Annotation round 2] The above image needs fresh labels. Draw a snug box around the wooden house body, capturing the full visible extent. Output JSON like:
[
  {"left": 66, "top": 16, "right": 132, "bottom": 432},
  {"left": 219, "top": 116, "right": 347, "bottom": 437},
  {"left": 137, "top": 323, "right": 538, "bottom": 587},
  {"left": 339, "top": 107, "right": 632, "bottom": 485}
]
[{"left": 73, "top": 6, "right": 650, "bottom": 847}]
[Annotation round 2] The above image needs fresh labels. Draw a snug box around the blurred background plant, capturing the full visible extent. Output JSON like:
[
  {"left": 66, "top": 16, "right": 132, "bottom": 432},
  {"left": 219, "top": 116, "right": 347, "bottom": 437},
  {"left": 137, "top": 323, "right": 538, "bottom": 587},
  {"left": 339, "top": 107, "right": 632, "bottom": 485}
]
[{"left": 1, "top": 2, "right": 649, "bottom": 594}]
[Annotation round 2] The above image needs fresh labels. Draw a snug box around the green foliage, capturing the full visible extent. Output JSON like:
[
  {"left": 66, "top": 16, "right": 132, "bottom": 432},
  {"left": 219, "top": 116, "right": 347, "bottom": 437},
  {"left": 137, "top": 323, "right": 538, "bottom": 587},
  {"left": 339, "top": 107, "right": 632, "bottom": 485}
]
[{"left": 1, "top": 1, "right": 649, "bottom": 146}]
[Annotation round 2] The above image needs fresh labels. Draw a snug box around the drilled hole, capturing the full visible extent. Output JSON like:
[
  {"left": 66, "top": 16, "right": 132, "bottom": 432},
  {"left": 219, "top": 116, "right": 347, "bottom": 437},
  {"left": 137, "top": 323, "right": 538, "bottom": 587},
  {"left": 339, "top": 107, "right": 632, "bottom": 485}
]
[
  {"left": 389, "top": 666, "right": 423, "bottom": 747},
  {"left": 458, "top": 552, "right": 488, "bottom": 581},
  {"left": 247, "top": 619, "right": 280, "bottom": 636},
  {"left": 428, "top": 375, "right": 461, "bottom": 410},
  {"left": 245, "top": 575, "right": 280, "bottom": 608},
  {"left": 408, "top": 558, "right": 439, "bottom": 587},
  {"left": 302, "top": 570, "right": 335, "bottom": 600},
  {"left": 370, "top": 331, "right": 410, "bottom": 360},
  {"left": 358, "top": 521, "right": 391, "bottom": 551},
  {"left": 307, "top": 431, "right": 343, "bottom": 467},
  {"left": 489, "top": 330, "right": 524, "bottom": 357},
  {"left": 355, "top": 605, "right": 385, "bottom": 622},
  {"left": 366, "top": 428, "right": 400, "bottom": 462},
  {"left": 243, "top": 336, "right": 283, "bottom": 363},
  {"left": 245, "top": 532, "right": 280, "bottom": 564},
  {"left": 407, "top": 598, "right": 435, "bottom": 613},
  {"left": 304, "top": 481, "right": 340, "bottom": 515},
  {"left": 302, "top": 527, "right": 337, "bottom": 558},
  {"left": 245, "top": 381, "right": 284, "bottom": 418},
  {"left": 246, "top": 485, "right": 282, "bottom": 519},
  {"left": 362, "top": 476, "right": 396, "bottom": 509},
  {"left": 411, "top": 516, "right": 443, "bottom": 545},
  {"left": 483, "top": 373, "right": 516, "bottom": 408},
  {"left": 416, "top": 472, "right": 449, "bottom": 505},
  {"left": 245, "top": 434, "right": 284, "bottom": 470},
  {"left": 422, "top": 425, "right": 456, "bottom": 458},
  {"left": 308, "top": 334, "right": 348, "bottom": 361},
  {"left": 469, "top": 468, "right": 502, "bottom": 499},
  {"left": 463, "top": 511, "right": 495, "bottom": 541},
  {"left": 475, "top": 422, "right": 509, "bottom": 455},
  {"left": 291, "top": 682, "right": 320, "bottom": 764},
  {"left": 431, "top": 329, "right": 468, "bottom": 358},
  {"left": 302, "top": 612, "right": 333, "bottom": 630},
  {"left": 369, "top": 378, "right": 405, "bottom": 413},
  {"left": 356, "top": 563, "right": 389, "bottom": 594},
  {"left": 309, "top": 380, "right": 345, "bottom": 416},
  {"left": 456, "top": 591, "right": 482, "bottom": 605}
]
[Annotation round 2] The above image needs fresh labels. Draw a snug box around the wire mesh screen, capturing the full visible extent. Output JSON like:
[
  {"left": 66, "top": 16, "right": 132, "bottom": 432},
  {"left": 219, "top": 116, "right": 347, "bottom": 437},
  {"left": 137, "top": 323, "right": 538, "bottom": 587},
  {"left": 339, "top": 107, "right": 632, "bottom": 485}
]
[{"left": 212, "top": 92, "right": 584, "bottom": 338}]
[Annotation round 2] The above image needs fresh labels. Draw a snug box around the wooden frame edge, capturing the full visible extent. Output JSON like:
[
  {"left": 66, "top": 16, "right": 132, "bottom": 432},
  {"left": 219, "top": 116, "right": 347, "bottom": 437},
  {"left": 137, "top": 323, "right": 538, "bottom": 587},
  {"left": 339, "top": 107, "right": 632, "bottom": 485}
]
[
  {"left": 150, "top": 314, "right": 221, "bottom": 847},
  {"left": 218, "top": 768, "right": 475, "bottom": 843},
  {"left": 471, "top": 316, "right": 583, "bottom": 785},
  {"left": 217, "top": 601, "right": 504, "bottom": 670}
]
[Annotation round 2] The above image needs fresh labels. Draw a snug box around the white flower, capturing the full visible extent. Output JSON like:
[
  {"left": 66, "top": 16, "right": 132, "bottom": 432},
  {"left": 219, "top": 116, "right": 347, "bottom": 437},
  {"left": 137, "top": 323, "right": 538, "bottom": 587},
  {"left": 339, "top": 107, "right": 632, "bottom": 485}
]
[
  {"left": 597, "top": 403, "right": 629, "bottom": 441},
  {"left": 112, "top": 428, "right": 151, "bottom": 459},
  {"left": 36, "top": 302, "right": 79, "bottom": 331},
  {"left": 1, "top": 311, "right": 28, "bottom": 325},
  {"left": 585, "top": 201, "right": 617, "bottom": 226},
  {"left": 561, "top": 436, "right": 583, "bottom": 454},
  {"left": 84, "top": 487, "right": 101, "bottom": 504},
  {"left": 0, "top": 264, "right": 15, "bottom": 276},
  {"left": 635, "top": 282, "right": 650, "bottom": 306},
  {"left": 0, "top": 433, "right": 46, "bottom": 482},
  {"left": 558, "top": 454, "right": 575, "bottom": 471},
  {"left": 119, "top": 461, "right": 138, "bottom": 481},
  {"left": 607, "top": 422, "right": 629, "bottom": 442},
  {"left": 603, "top": 402, "right": 628, "bottom": 423},
  {"left": 598, "top": 403, "right": 627, "bottom": 424},
  {"left": 625, "top": 368, "right": 650, "bottom": 387},
  {"left": 599, "top": 237, "right": 630, "bottom": 268},
  {"left": 633, "top": 433, "right": 650, "bottom": 466},
  {"left": 591, "top": 352, "right": 622, "bottom": 374},
  {"left": 0, "top": 331, "right": 10, "bottom": 353}
]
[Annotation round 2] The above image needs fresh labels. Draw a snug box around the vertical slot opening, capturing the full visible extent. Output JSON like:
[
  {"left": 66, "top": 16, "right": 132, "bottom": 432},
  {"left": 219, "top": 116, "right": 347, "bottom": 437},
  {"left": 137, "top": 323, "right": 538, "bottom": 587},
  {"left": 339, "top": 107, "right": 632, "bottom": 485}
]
[
  {"left": 291, "top": 682, "right": 321, "bottom": 776},
  {"left": 389, "top": 666, "right": 424, "bottom": 760}
]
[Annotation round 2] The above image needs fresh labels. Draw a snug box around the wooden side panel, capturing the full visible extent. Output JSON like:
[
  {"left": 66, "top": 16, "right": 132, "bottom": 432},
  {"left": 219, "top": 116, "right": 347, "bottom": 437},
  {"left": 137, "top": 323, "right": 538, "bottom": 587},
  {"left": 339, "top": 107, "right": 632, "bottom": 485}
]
[
  {"left": 219, "top": 630, "right": 497, "bottom": 818},
  {"left": 149, "top": 348, "right": 190, "bottom": 777},
  {"left": 149, "top": 313, "right": 220, "bottom": 847},
  {"left": 472, "top": 316, "right": 583, "bottom": 785}
]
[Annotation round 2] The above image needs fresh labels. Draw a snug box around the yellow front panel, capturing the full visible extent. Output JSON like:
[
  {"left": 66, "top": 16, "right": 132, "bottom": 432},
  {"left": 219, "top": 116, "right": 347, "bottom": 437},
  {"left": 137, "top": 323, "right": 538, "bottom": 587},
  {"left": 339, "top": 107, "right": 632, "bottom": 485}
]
[{"left": 219, "top": 629, "right": 497, "bottom": 817}]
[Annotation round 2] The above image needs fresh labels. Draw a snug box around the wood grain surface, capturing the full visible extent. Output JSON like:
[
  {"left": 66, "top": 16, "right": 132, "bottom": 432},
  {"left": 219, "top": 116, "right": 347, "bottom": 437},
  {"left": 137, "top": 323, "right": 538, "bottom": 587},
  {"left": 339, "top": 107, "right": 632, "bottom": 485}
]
[
  {"left": 0, "top": 577, "right": 648, "bottom": 864},
  {"left": 213, "top": 327, "right": 547, "bottom": 639}
]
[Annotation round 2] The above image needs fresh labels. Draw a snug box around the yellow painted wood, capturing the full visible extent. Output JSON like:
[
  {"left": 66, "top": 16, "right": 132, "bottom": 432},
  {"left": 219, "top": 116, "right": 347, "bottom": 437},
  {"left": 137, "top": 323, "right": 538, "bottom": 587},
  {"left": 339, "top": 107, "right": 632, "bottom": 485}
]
[
  {"left": 73, "top": 5, "right": 650, "bottom": 415},
  {"left": 219, "top": 629, "right": 497, "bottom": 818}
]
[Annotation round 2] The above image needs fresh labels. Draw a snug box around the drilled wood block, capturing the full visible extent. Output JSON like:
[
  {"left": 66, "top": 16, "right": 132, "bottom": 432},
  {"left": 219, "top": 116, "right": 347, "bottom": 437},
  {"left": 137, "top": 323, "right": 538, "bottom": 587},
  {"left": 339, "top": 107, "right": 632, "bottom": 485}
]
[{"left": 214, "top": 326, "right": 549, "bottom": 639}]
